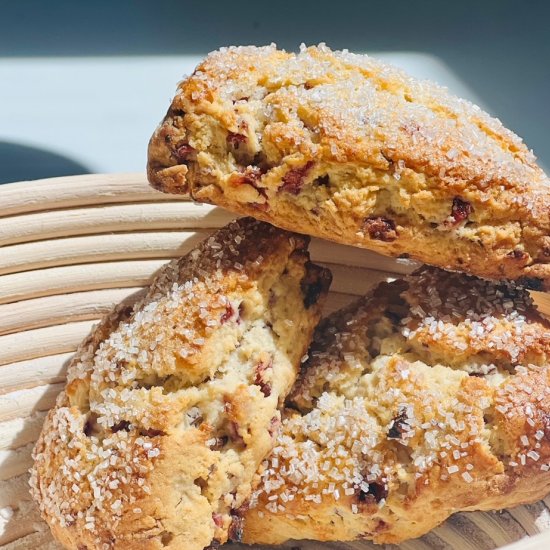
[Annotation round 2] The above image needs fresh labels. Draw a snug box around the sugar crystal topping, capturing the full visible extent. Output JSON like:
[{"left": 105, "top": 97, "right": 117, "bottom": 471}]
[{"left": 183, "top": 44, "right": 548, "bottom": 195}]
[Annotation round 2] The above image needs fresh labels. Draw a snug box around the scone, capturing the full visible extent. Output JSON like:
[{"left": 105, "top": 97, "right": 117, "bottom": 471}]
[
  {"left": 243, "top": 266, "right": 550, "bottom": 545},
  {"left": 148, "top": 44, "right": 550, "bottom": 289},
  {"left": 30, "top": 218, "right": 331, "bottom": 550}
]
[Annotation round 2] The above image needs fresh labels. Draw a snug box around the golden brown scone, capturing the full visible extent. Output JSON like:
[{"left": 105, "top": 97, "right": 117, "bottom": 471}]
[
  {"left": 148, "top": 44, "right": 550, "bottom": 289},
  {"left": 30, "top": 218, "right": 331, "bottom": 550},
  {"left": 243, "top": 266, "right": 550, "bottom": 545}
]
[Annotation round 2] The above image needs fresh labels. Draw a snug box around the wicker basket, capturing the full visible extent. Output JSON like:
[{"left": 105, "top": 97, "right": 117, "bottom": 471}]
[{"left": 0, "top": 173, "right": 548, "bottom": 550}]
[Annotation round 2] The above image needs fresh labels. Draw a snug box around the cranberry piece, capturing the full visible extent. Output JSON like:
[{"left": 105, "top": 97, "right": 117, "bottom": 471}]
[
  {"left": 256, "top": 381, "right": 271, "bottom": 397},
  {"left": 220, "top": 303, "right": 235, "bottom": 323},
  {"left": 83, "top": 414, "right": 99, "bottom": 437},
  {"left": 139, "top": 428, "right": 165, "bottom": 437},
  {"left": 227, "top": 132, "right": 247, "bottom": 149},
  {"left": 254, "top": 359, "right": 273, "bottom": 397},
  {"left": 251, "top": 201, "right": 269, "bottom": 212},
  {"left": 363, "top": 217, "right": 398, "bottom": 242},
  {"left": 387, "top": 408, "right": 410, "bottom": 440},
  {"left": 111, "top": 420, "right": 131, "bottom": 433},
  {"left": 212, "top": 513, "right": 224, "bottom": 528},
  {"left": 227, "top": 421, "right": 244, "bottom": 445},
  {"left": 174, "top": 144, "right": 196, "bottom": 163},
  {"left": 450, "top": 197, "right": 472, "bottom": 224},
  {"left": 508, "top": 249, "right": 527, "bottom": 260},
  {"left": 231, "top": 166, "right": 262, "bottom": 186},
  {"left": 279, "top": 161, "right": 315, "bottom": 195}
]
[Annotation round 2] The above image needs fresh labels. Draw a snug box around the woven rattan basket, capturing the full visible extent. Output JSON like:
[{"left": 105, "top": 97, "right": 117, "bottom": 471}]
[{"left": 1, "top": 173, "right": 549, "bottom": 550}]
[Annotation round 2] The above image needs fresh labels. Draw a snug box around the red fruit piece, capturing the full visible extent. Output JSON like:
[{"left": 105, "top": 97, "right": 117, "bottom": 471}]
[
  {"left": 450, "top": 197, "right": 472, "bottom": 224},
  {"left": 363, "top": 217, "right": 398, "bottom": 242},
  {"left": 174, "top": 144, "right": 196, "bottom": 163},
  {"left": 279, "top": 161, "right": 315, "bottom": 195}
]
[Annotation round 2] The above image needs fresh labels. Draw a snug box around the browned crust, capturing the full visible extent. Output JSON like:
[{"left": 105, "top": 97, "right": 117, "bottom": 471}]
[{"left": 147, "top": 44, "right": 550, "bottom": 289}]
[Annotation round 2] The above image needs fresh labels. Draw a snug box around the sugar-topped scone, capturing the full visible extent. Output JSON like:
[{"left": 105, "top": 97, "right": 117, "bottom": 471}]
[
  {"left": 148, "top": 44, "right": 550, "bottom": 289},
  {"left": 30, "top": 218, "right": 331, "bottom": 550},
  {"left": 243, "top": 267, "right": 550, "bottom": 545}
]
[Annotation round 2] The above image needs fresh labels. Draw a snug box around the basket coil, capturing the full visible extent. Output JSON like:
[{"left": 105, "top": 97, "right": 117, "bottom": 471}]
[{"left": 0, "top": 173, "right": 548, "bottom": 550}]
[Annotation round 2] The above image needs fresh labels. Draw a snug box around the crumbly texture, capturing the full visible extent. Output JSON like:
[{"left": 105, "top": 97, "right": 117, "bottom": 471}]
[
  {"left": 30, "top": 218, "right": 331, "bottom": 550},
  {"left": 148, "top": 44, "right": 550, "bottom": 289},
  {"left": 242, "top": 267, "right": 550, "bottom": 545}
]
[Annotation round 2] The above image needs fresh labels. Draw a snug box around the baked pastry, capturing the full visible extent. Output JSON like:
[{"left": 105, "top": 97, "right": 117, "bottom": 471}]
[
  {"left": 148, "top": 44, "right": 550, "bottom": 289},
  {"left": 242, "top": 266, "right": 550, "bottom": 545},
  {"left": 30, "top": 217, "right": 331, "bottom": 550}
]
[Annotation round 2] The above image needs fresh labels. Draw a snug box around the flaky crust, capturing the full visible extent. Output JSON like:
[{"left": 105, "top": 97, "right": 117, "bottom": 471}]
[
  {"left": 148, "top": 44, "right": 550, "bottom": 289},
  {"left": 243, "top": 267, "right": 550, "bottom": 545},
  {"left": 30, "top": 218, "right": 331, "bottom": 550}
]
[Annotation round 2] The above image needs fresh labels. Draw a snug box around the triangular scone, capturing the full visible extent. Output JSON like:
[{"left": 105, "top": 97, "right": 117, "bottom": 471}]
[
  {"left": 30, "top": 218, "right": 331, "bottom": 550},
  {"left": 148, "top": 44, "right": 550, "bottom": 288},
  {"left": 242, "top": 267, "right": 550, "bottom": 545}
]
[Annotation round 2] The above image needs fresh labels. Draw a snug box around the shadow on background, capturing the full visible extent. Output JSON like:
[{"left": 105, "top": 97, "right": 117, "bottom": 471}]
[
  {"left": 0, "top": 142, "right": 90, "bottom": 184},
  {"left": 0, "top": 0, "right": 548, "bottom": 165}
]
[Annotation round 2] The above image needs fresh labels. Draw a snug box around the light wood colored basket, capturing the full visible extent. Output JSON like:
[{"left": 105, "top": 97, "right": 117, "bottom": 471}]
[{"left": 0, "top": 173, "right": 549, "bottom": 550}]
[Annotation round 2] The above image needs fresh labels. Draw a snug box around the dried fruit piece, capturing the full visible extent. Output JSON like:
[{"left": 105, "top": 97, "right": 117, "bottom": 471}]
[
  {"left": 508, "top": 249, "right": 527, "bottom": 260},
  {"left": 450, "top": 197, "right": 472, "bottom": 225},
  {"left": 364, "top": 217, "right": 398, "bottom": 242},
  {"left": 251, "top": 201, "right": 270, "bottom": 212},
  {"left": 111, "top": 420, "right": 131, "bottom": 433},
  {"left": 279, "top": 161, "right": 315, "bottom": 195},
  {"left": 174, "top": 144, "right": 196, "bottom": 163},
  {"left": 254, "top": 358, "right": 273, "bottom": 397},
  {"left": 139, "top": 428, "right": 165, "bottom": 438},
  {"left": 212, "top": 513, "right": 224, "bottom": 528},
  {"left": 229, "top": 168, "right": 267, "bottom": 209},
  {"left": 227, "top": 132, "right": 248, "bottom": 149},
  {"left": 387, "top": 408, "right": 411, "bottom": 440},
  {"left": 220, "top": 303, "right": 236, "bottom": 323},
  {"left": 230, "top": 167, "right": 263, "bottom": 187}
]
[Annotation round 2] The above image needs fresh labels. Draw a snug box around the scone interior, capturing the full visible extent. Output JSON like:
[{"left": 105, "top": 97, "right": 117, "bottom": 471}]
[
  {"left": 243, "top": 267, "right": 550, "bottom": 545},
  {"left": 148, "top": 44, "right": 550, "bottom": 288},
  {"left": 30, "top": 218, "right": 331, "bottom": 550}
]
